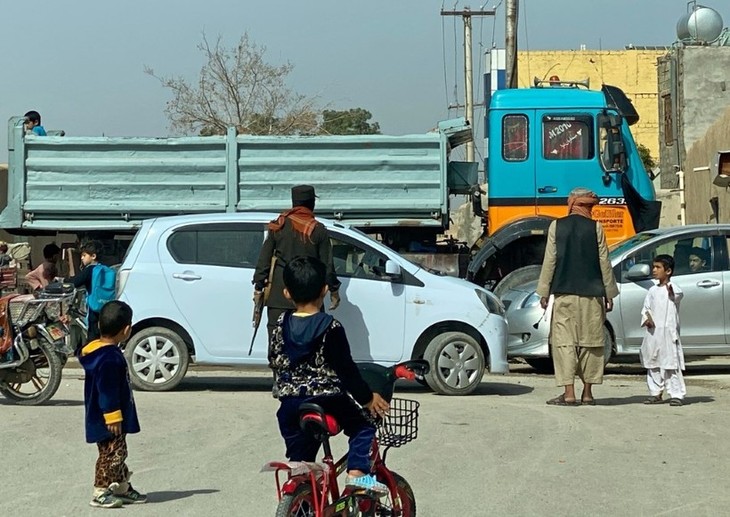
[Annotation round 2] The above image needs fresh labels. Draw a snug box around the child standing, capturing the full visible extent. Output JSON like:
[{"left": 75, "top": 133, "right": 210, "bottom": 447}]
[
  {"left": 66, "top": 241, "right": 105, "bottom": 344},
  {"left": 79, "top": 300, "right": 146, "bottom": 508},
  {"left": 269, "top": 256, "right": 391, "bottom": 493},
  {"left": 641, "top": 254, "right": 686, "bottom": 406}
]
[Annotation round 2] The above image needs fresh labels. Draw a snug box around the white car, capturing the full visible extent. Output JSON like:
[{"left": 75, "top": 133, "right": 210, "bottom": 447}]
[{"left": 117, "top": 213, "right": 508, "bottom": 395}]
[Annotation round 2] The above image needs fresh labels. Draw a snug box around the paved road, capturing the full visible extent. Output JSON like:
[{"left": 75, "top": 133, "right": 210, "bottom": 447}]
[{"left": 2, "top": 361, "right": 730, "bottom": 516}]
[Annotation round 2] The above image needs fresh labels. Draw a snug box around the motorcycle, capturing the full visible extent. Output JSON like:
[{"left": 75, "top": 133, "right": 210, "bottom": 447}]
[{"left": 0, "top": 282, "right": 80, "bottom": 405}]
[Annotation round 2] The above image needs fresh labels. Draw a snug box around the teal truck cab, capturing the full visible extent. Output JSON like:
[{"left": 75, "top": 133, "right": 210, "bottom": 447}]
[{"left": 467, "top": 79, "right": 659, "bottom": 291}]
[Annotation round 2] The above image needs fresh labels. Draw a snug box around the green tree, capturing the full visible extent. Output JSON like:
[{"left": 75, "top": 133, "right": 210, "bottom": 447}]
[
  {"left": 145, "top": 33, "right": 319, "bottom": 136},
  {"left": 637, "top": 143, "right": 656, "bottom": 172},
  {"left": 320, "top": 108, "right": 381, "bottom": 135}
]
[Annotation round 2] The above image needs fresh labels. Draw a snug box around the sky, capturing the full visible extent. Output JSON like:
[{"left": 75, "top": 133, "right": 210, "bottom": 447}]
[{"left": 2, "top": 0, "right": 728, "bottom": 162}]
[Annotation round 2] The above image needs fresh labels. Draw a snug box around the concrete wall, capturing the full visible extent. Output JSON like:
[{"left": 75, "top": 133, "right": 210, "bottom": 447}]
[
  {"left": 518, "top": 49, "right": 665, "bottom": 160},
  {"left": 658, "top": 47, "right": 730, "bottom": 190},
  {"left": 683, "top": 107, "right": 730, "bottom": 224}
]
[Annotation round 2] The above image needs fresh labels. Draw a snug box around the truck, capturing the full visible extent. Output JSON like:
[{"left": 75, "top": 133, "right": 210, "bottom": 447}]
[{"left": 1, "top": 81, "right": 659, "bottom": 289}]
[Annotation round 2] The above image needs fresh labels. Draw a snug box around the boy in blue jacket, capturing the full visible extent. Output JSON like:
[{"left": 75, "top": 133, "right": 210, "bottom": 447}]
[{"left": 79, "top": 300, "right": 146, "bottom": 508}]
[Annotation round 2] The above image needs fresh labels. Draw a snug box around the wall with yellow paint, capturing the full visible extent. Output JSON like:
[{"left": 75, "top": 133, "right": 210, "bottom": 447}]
[{"left": 516, "top": 49, "right": 665, "bottom": 162}]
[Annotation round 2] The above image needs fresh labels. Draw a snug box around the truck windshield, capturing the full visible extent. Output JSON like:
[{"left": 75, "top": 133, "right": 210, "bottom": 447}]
[{"left": 608, "top": 232, "right": 657, "bottom": 260}]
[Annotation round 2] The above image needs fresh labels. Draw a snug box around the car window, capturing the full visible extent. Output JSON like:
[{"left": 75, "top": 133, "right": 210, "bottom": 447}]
[
  {"left": 330, "top": 235, "right": 389, "bottom": 281},
  {"left": 620, "top": 234, "right": 714, "bottom": 281},
  {"left": 167, "top": 223, "right": 265, "bottom": 268}
]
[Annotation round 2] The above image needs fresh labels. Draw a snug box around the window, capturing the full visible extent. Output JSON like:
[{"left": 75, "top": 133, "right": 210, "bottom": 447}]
[
  {"left": 330, "top": 235, "right": 389, "bottom": 281},
  {"left": 502, "top": 114, "right": 528, "bottom": 162},
  {"left": 542, "top": 115, "right": 594, "bottom": 160},
  {"left": 619, "top": 235, "right": 713, "bottom": 282},
  {"left": 167, "top": 223, "right": 265, "bottom": 268}
]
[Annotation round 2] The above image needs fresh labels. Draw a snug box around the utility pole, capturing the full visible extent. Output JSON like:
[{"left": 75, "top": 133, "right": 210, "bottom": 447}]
[
  {"left": 505, "top": 0, "right": 518, "bottom": 88},
  {"left": 441, "top": 6, "right": 495, "bottom": 162}
]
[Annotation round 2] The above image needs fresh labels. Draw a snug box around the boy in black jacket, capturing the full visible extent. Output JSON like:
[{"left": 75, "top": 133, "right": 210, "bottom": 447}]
[
  {"left": 79, "top": 300, "right": 146, "bottom": 508},
  {"left": 269, "top": 256, "right": 390, "bottom": 494}
]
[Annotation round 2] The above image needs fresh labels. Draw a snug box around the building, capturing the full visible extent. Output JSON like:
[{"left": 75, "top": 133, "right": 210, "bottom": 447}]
[{"left": 516, "top": 48, "right": 666, "bottom": 162}]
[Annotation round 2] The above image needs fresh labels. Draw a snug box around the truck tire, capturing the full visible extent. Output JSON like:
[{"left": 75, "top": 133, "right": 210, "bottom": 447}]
[
  {"left": 124, "top": 327, "right": 190, "bottom": 391},
  {"left": 424, "top": 331, "right": 485, "bottom": 396},
  {"left": 492, "top": 265, "right": 543, "bottom": 300}
]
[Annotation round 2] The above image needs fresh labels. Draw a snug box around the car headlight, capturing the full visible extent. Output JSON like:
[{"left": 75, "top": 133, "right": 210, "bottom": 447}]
[
  {"left": 521, "top": 292, "right": 542, "bottom": 309},
  {"left": 475, "top": 289, "right": 505, "bottom": 316}
]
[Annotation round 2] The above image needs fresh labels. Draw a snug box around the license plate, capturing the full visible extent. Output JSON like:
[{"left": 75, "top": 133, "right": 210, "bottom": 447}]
[{"left": 47, "top": 323, "right": 67, "bottom": 342}]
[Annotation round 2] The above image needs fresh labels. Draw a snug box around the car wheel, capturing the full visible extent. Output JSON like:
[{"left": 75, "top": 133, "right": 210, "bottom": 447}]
[
  {"left": 124, "top": 327, "right": 190, "bottom": 391},
  {"left": 424, "top": 331, "right": 485, "bottom": 395},
  {"left": 603, "top": 325, "right": 614, "bottom": 366},
  {"left": 493, "top": 265, "right": 543, "bottom": 300}
]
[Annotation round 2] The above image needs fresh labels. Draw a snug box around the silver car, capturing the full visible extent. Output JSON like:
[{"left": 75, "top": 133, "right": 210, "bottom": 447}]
[{"left": 503, "top": 224, "right": 730, "bottom": 372}]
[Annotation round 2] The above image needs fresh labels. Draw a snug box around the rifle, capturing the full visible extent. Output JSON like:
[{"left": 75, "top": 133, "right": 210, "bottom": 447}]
[{"left": 249, "top": 256, "right": 277, "bottom": 355}]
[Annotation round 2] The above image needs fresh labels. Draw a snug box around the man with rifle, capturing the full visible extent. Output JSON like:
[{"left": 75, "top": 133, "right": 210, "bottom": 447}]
[{"left": 252, "top": 185, "right": 341, "bottom": 359}]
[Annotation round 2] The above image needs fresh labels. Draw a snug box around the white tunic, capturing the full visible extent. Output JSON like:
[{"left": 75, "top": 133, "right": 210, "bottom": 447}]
[{"left": 639, "top": 283, "right": 685, "bottom": 370}]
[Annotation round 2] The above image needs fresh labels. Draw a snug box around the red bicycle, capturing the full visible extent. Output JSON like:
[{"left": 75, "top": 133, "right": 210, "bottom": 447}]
[{"left": 262, "top": 360, "right": 429, "bottom": 517}]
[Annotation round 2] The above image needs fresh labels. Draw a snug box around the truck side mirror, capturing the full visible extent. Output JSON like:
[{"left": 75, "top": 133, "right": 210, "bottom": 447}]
[{"left": 600, "top": 113, "right": 627, "bottom": 177}]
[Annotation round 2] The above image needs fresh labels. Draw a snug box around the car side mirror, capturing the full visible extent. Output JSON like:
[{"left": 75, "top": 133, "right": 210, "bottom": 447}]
[
  {"left": 384, "top": 260, "right": 402, "bottom": 281},
  {"left": 626, "top": 263, "right": 651, "bottom": 280}
]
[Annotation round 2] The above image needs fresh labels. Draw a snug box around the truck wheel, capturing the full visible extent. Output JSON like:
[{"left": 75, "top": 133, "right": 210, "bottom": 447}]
[
  {"left": 124, "top": 327, "right": 190, "bottom": 391},
  {"left": 424, "top": 332, "right": 485, "bottom": 396},
  {"left": 492, "top": 265, "right": 543, "bottom": 300}
]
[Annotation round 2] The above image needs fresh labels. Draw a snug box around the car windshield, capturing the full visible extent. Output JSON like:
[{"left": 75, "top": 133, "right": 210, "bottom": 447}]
[{"left": 608, "top": 232, "right": 657, "bottom": 260}]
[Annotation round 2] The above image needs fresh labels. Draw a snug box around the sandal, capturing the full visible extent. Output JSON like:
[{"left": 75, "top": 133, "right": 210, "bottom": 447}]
[
  {"left": 581, "top": 392, "right": 596, "bottom": 405},
  {"left": 669, "top": 398, "right": 683, "bottom": 407},
  {"left": 643, "top": 395, "right": 663, "bottom": 405},
  {"left": 546, "top": 394, "right": 580, "bottom": 406}
]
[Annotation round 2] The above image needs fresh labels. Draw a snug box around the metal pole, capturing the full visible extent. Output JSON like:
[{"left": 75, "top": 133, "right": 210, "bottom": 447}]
[
  {"left": 505, "top": 0, "right": 518, "bottom": 88},
  {"left": 464, "top": 11, "right": 474, "bottom": 162}
]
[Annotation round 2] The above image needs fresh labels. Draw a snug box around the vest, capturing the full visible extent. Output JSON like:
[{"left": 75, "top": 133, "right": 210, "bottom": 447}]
[
  {"left": 269, "top": 316, "right": 343, "bottom": 399},
  {"left": 551, "top": 215, "right": 606, "bottom": 298}
]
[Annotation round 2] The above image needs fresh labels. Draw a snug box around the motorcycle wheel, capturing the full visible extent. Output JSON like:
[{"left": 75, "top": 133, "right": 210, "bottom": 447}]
[{"left": 0, "top": 339, "right": 63, "bottom": 405}]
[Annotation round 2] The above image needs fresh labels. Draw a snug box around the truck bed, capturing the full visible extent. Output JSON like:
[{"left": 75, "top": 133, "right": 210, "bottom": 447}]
[{"left": 2, "top": 118, "right": 473, "bottom": 233}]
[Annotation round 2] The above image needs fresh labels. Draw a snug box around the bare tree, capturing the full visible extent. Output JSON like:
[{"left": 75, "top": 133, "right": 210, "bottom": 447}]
[{"left": 145, "top": 33, "right": 320, "bottom": 136}]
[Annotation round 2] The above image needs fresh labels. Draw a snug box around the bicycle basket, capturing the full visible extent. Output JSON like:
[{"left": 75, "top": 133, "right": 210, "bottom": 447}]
[{"left": 377, "top": 398, "right": 419, "bottom": 448}]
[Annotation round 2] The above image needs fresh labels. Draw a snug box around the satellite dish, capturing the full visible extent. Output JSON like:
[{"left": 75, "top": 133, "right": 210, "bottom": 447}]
[{"left": 677, "top": 5, "right": 724, "bottom": 43}]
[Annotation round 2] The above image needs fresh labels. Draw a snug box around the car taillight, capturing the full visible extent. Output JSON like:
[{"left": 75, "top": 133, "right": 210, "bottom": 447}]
[{"left": 116, "top": 269, "right": 130, "bottom": 296}]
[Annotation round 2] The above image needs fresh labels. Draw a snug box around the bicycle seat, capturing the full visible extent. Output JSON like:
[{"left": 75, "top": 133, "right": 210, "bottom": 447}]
[{"left": 299, "top": 403, "right": 341, "bottom": 439}]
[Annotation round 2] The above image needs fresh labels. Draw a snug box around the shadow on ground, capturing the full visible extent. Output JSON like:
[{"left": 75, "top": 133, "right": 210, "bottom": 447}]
[
  {"left": 0, "top": 398, "right": 84, "bottom": 407},
  {"left": 146, "top": 489, "right": 220, "bottom": 503},
  {"left": 177, "top": 376, "right": 273, "bottom": 393},
  {"left": 596, "top": 395, "right": 715, "bottom": 406}
]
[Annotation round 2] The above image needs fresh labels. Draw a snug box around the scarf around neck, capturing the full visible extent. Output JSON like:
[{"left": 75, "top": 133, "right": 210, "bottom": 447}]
[{"left": 269, "top": 206, "right": 317, "bottom": 240}]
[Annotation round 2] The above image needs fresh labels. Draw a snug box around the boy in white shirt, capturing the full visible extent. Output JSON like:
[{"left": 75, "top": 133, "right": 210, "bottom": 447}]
[{"left": 640, "top": 254, "right": 685, "bottom": 406}]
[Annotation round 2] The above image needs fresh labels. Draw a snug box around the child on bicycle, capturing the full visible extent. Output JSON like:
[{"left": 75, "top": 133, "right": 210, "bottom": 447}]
[{"left": 269, "top": 256, "right": 391, "bottom": 494}]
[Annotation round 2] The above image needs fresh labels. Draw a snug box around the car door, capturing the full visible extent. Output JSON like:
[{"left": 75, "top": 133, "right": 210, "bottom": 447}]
[
  {"left": 159, "top": 222, "right": 267, "bottom": 360},
  {"left": 618, "top": 232, "right": 725, "bottom": 352},
  {"left": 329, "top": 230, "right": 406, "bottom": 362}
]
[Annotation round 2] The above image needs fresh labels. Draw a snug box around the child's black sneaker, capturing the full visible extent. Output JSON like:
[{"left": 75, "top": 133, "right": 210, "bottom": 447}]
[
  {"left": 89, "top": 489, "right": 123, "bottom": 508},
  {"left": 116, "top": 485, "right": 147, "bottom": 504}
]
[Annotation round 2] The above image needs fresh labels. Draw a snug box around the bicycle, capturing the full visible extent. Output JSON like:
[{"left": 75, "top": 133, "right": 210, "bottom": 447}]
[{"left": 262, "top": 360, "right": 429, "bottom": 517}]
